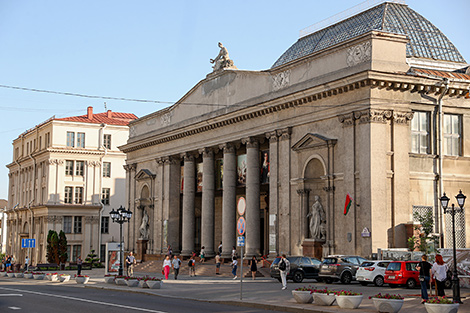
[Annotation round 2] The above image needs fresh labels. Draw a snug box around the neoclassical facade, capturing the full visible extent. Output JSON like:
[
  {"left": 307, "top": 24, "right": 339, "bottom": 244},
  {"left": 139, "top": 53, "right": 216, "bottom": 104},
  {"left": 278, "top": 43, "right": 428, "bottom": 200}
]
[
  {"left": 121, "top": 2, "right": 470, "bottom": 260},
  {"left": 5, "top": 107, "right": 137, "bottom": 265}
]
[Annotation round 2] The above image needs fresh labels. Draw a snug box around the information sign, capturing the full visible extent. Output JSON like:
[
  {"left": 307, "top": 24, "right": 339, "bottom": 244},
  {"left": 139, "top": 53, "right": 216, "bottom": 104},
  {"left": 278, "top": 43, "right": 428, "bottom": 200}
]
[
  {"left": 237, "top": 236, "right": 245, "bottom": 247},
  {"left": 21, "top": 238, "right": 36, "bottom": 248}
]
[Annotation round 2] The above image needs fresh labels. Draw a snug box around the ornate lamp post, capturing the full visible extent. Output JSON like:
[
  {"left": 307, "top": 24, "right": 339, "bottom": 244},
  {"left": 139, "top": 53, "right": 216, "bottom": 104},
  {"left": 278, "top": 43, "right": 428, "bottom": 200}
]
[
  {"left": 439, "top": 190, "right": 466, "bottom": 304},
  {"left": 110, "top": 205, "right": 132, "bottom": 276}
]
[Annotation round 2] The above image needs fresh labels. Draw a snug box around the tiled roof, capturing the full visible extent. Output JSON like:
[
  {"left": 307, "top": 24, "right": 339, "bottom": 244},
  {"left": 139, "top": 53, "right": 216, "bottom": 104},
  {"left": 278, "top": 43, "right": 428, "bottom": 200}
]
[
  {"left": 411, "top": 68, "right": 470, "bottom": 81},
  {"left": 56, "top": 111, "right": 137, "bottom": 126}
]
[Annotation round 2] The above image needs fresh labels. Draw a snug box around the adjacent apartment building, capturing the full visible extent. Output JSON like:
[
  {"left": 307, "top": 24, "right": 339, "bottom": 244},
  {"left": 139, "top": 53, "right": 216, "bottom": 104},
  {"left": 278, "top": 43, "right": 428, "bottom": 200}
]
[{"left": 5, "top": 107, "right": 137, "bottom": 265}]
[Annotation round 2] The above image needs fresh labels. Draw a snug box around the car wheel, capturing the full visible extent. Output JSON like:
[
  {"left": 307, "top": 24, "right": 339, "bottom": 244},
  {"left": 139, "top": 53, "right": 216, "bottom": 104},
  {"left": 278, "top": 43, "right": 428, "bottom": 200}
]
[
  {"left": 444, "top": 279, "right": 452, "bottom": 289},
  {"left": 389, "top": 284, "right": 398, "bottom": 288},
  {"left": 293, "top": 271, "right": 304, "bottom": 283},
  {"left": 359, "top": 282, "right": 368, "bottom": 286},
  {"left": 406, "top": 278, "right": 417, "bottom": 289},
  {"left": 374, "top": 276, "right": 384, "bottom": 287},
  {"left": 341, "top": 272, "right": 352, "bottom": 284}
]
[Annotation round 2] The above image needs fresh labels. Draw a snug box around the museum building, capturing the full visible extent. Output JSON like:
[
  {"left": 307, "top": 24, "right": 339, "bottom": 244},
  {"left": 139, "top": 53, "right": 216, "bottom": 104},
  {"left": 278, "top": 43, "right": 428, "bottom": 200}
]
[{"left": 120, "top": 1, "right": 470, "bottom": 260}]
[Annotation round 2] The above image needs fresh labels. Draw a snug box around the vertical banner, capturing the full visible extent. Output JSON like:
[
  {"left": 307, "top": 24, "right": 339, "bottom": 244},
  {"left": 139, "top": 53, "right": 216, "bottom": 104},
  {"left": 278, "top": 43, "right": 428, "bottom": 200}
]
[
  {"left": 237, "top": 154, "right": 247, "bottom": 186},
  {"left": 260, "top": 150, "right": 270, "bottom": 184},
  {"left": 216, "top": 159, "right": 223, "bottom": 190},
  {"left": 196, "top": 163, "right": 203, "bottom": 192}
]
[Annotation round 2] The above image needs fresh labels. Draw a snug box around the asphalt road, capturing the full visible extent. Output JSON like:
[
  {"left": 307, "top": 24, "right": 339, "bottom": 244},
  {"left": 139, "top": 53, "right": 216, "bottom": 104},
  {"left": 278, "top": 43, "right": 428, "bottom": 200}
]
[{"left": 0, "top": 281, "right": 281, "bottom": 313}]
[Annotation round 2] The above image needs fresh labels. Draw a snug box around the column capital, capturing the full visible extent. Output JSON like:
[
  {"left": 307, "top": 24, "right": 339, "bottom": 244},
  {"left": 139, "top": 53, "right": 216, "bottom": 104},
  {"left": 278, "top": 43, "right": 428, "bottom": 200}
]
[
  {"left": 265, "top": 131, "right": 278, "bottom": 143},
  {"left": 123, "top": 163, "right": 137, "bottom": 171},
  {"left": 198, "top": 147, "right": 214, "bottom": 158},
  {"left": 242, "top": 137, "right": 259, "bottom": 148},
  {"left": 181, "top": 152, "right": 196, "bottom": 162},
  {"left": 297, "top": 188, "right": 311, "bottom": 195},
  {"left": 393, "top": 111, "right": 414, "bottom": 125},
  {"left": 219, "top": 143, "right": 235, "bottom": 154},
  {"left": 276, "top": 127, "right": 292, "bottom": 140},
  {"left": 156, "top": 157, "right": 164, "bottom": 165}
]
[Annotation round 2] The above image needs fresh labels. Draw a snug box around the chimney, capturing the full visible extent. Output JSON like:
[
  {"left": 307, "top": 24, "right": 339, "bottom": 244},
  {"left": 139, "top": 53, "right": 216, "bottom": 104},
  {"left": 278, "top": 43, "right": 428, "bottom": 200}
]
[
  {"left": 87, "top": 106, "right": 93, "bottom": 119},
  {"left": 107, "top": 110, "right": 113, "bottom": 118}
]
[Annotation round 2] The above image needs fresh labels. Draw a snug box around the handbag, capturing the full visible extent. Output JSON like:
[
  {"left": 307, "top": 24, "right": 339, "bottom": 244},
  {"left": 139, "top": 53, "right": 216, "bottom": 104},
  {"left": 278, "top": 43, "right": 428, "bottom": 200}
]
[{"left": 161, "top": 269, "right": 164, "bottom": 275}]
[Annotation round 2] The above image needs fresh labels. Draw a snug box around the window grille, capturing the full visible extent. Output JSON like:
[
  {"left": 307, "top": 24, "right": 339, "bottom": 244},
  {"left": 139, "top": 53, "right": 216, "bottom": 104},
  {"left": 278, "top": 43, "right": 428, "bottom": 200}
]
[{"left": 445, "top": 211, "right": 466, "bottom": 248}]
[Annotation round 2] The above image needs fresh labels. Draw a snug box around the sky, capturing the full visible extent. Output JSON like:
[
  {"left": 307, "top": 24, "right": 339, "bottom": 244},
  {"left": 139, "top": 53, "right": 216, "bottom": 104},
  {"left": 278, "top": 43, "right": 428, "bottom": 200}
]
[{"left": 0, "top": 0, "right": 468, "bottom": 200}]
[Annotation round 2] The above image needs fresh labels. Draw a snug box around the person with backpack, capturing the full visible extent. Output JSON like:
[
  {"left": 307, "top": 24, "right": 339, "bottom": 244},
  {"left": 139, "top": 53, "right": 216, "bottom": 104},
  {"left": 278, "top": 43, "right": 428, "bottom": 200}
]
[
  {"left": 172, "top": 255, "right": 181, "bottom": 280},
  {"left": 188, "top": 256, "right": 196, "bottom": 277},
  {"left": 416, "top": 254, "right": 432, "bottom": 303},
  {"left": 279, "top": 254, "right": 290, "bottom": 290}
]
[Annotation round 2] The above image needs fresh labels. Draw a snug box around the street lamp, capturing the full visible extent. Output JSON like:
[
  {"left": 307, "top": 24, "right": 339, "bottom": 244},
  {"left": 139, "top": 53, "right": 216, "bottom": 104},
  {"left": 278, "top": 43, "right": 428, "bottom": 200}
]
[
  {"left": 439, "top": 190, "right": 466, "bottom": 304},
  {"left": 110, "top": 205, "right": 132, "bottom": 276}
]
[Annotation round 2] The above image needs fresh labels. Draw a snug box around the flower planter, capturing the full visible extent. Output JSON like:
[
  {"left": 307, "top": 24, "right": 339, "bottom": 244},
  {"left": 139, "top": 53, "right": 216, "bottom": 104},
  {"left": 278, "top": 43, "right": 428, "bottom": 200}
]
[
  {"left": 104, "top": 276, "right": 115, "bottom": 284},
  {"left": 14, "top": 273, "right": 24, "bottom": 278},
  {"left": 335, "top": 295, "right": 363, "bottom": 309},
  {"left": 312, "top": 293, "right": 336, "bottom": 306},
  {"left": 7, "top": 273, "right": 15, "bottom": 278},
  {"left": 424, "top": 303, "right": 459, "bottom": 313},
  {"left": 126, "top": 279, "right": 139, "bottom": 287},
  {"left": 0, "top": 272, "right": 7, "bottom": 277},
  {"left": 75, "top": 276, "right": 90, "bottom": 284},
  {"left": 59, "top": 275, "right": 71, "bottom": 282},
  {"left": 292, "top": 290, "right": 313, "bottom": 304},
  {"left": 138, "top": 280, "right": 148, "bottom": 288},
  {"left": 24, "top": 273, "right": 34, "bottom": 279},
  {"left": 115, "top": 278, "right": 126, "bottom": 285},
  {"left": 372, "top": 298, "right": 404, "bottom": 313},
  {"left": 47, "top": 274, "right": 58, "bottom": 282},
  {"left": 33, "top": 274, "right": 45, "bottom": 280},
  {"left": 145, "top": 280, "right": 162, "bottom": 289}
]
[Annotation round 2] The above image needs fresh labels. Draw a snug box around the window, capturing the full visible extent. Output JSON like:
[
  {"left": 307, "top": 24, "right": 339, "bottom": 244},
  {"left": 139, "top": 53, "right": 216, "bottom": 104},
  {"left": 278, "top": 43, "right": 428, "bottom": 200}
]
[
  {"left": 65, "top": 160, "right": 74, "bottom": 175},
  {"left": 103, "top": 134, "right": 111, "bottom": 149},
  {"left": 64, "top": 186, "right": 73, "bottom": 203},
  {"left": 411, "top": 111, "right": 429, "bottom": 154},
  {"left": 103, "top": 162, "right": 111, "bottom": 177},
  {"left": 39, "top": 136, "right": 42, "bottom": 150},
  {"left": 100, "top": 244, "right": 106, "bottom": 262},
  {"left": 63, "top": 216, "right": 72, "bottom": 233},
  {"left": 77, "top": 132, "right": 85, "bottom": 148},
  {"left": 444, "top": 114, "right": 461, "bottom": 156},
  {"left": 101, "top": 216, "right": 109, "bottom": 234},
  {"left": 101, "top": 188, "right": 110, "bottom": 205},
  {"left": 46, "top": 132, "right": 51, "bottom": 147},
  {"left": 74, "top": 216, "right": 82, "bottom": 233},
  {"left": 74, "top": 187, "right": 83, "bottom": 204},
  {"left": 66, "top": 132, "right": 75, "bottom": 147},
  {"left": 72, "top": 245, "right": 81, "bottom": 262},
  {"left": 75, "top": 161, "right": 84, "bottom": 176}
]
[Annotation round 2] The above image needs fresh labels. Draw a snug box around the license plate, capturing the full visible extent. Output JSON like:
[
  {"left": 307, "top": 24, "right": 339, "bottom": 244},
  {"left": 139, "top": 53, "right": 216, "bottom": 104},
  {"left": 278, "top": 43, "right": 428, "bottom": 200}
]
[
  {"left": 357, "top": 276, "right": 363, "bottom": 280},
  {"left": 388, "top": 276, "right": 395, "bottom": 279}
]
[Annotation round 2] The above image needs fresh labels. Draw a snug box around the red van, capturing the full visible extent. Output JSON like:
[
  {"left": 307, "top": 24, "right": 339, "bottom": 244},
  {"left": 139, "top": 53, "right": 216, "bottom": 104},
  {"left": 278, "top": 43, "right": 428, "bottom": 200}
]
[{"left": 384, "top": 261, "right": 420, "bottom": 288}]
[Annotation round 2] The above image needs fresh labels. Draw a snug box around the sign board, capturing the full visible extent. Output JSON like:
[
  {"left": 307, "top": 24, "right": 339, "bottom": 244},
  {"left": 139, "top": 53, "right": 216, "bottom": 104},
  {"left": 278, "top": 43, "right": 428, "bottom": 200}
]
[
  {"left": 237, "top": 197, "right": 246, "bottom": 216},
  {"left": 237, "top": 236, "right": 245, "bottom": 247},
  {"left": 21, "top": 238, "right": 36, "bottom": 248},
  {"left": 105, "top": 242, "right": 121, "bottom": 275},
  {"left": 237, "top": 217, "right": 246, "bottom": 236},
  {"left": 361, "top": 227, "right": 371, "bottom": 237}
]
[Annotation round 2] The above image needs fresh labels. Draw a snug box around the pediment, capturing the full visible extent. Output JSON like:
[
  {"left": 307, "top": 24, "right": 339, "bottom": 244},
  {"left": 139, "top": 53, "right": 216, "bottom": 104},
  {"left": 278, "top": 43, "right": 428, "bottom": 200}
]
[
  {"left": 135, "top": 169, "right": 156, "bottom": 181},
  {"left": 292, "top": 133, "right": 337, "bottom": 152}
]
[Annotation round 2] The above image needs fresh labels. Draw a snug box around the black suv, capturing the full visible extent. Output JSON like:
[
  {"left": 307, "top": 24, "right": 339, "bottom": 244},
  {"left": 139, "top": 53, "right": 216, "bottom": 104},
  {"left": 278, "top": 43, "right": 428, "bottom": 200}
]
[{"left": 270, "top": 256, "right": 321, "bottom": 283}]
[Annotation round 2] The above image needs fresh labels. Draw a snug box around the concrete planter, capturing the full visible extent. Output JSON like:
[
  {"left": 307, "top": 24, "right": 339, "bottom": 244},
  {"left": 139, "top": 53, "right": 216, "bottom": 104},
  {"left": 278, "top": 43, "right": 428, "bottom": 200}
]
[
  {"left": 7, "top": 273, "right": 15, "bottom": 278},
  {"left": 24, "top": 273, "right": 34, "bottom": 279},
  {"left": 424, "top": 303, "right": 459, "bottom": 313},
  {"left": 126, "top": 279, "right": 139, "bottom": 287},
  {"left": 312, "top": 293, "right": 336, "bottom": 306},
  {"left": 59, "top": 275, "right": 71, "bottom": 282},
  {"left": 115, "top": 278, "right": 126, "bottom": 285},
  {"left": 33, "top": 274, "right": 45, "bottom": 280},
  {"left": 14, "top": 273, "right": 24, "bottom": 278},
  {"left": 47, "top": 274, "right": 59, "bottom": 282},
  {"left": 138, "top": 280, "right": 148, "bottom": 288},
  {"left": 372, "top": 298, "right": 404, "bottom": 313},
  {"left": 335, "top": 295, "right": 363, "bottom": 309},
  {"left": 75, "top": 276, "right": 89, "bottom": 284},
  {"left": 292, "top": 290, "right": 313, "bottom": 304},
  {"left": 0, "top": 272, "right": 7, "bottom": 277},
  {"left": 104, "top": 276, "right": 115, "bottom": 284},
  {"left": 145, "top": 280, "right": 162, "bottom": 289}
]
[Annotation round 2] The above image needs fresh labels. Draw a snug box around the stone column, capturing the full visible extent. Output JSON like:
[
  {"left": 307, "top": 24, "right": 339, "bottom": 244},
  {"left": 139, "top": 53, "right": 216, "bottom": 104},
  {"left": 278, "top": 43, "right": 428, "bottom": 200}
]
[
  {"left": 220, "top": 143, "right": 236, "bottom": 259},
  {"left": 181, "top": 153, "right": 196, "bottom": 256},
  {"left": 200, "top": 148, "right": 215, "bottom": 257},
  {"left": 243, "top": 137, "right": 261, "bottom": 257},
  {"left": 266, "top": 131, "right": 279, "bottom": 257},
  {"left": 277, "top": 127, "right": 292, "bottom": 254}
]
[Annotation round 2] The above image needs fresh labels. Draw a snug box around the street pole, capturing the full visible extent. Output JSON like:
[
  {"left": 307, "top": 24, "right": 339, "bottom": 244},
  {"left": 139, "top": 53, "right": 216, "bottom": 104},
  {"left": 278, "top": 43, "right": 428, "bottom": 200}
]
[
  {"left": 240, "top": 246, "right": 243, "bottom": 300},
  {"left": 450, "top": 204, "right": 461, "bottom": 303},
  {"left": 119, "top": 221, "right": 123, "bottom": 276}
]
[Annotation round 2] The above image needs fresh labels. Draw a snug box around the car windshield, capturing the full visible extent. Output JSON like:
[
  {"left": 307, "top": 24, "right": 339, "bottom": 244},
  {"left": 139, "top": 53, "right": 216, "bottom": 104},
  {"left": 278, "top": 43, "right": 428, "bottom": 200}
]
[
  {"left": 387, "top": 262, "right": 402, "bottom": 271},
  {"left": 272, "top": 257, "right": 281, "bottom": 265},
  {"left": 322, "top": 258, "right": 337, "bottom": 264},
  {"left": 360, "top": 262, "right": 375, "bottom": 267}
]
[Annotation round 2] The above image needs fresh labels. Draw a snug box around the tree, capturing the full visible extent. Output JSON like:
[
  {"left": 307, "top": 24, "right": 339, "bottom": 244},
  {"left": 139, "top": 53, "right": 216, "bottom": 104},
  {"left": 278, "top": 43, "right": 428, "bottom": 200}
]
[
  {"left": 407, "top": 210, "right": 439, "bottom": 254},
  {"left": 46, "top": 230, "right": 60, "bottom": 264},
  {"left": 85, "top": 249, "right": 100, "bottom": 269},
  {"left": 58, "top": 230, "right": 68, "bottom": 264}
]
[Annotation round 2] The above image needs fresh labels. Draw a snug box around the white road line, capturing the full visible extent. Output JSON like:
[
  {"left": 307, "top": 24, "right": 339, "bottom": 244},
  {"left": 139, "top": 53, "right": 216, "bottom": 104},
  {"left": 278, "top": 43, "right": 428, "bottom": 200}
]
[
  {"left": 0, "top": 287, "right": 167, "bottom": 313},
  {"left": 0, "top": 294, "right": 23, "bottom": 297},
  {"left": 8, "top": 307, "right": 21, "bottom": 310}
]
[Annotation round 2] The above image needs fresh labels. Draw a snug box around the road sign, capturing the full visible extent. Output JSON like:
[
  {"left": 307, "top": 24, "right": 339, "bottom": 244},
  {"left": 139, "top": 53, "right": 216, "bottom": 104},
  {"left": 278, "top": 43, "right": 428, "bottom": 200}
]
[
  {"left": 237, "top": 217, "right": 246, "bottom": 236},
  {"left": 21, "top": 238, "right": 36, "bottom": 248},
  {"left": 237, "top": 197, "right": 246, "bottom": 216},
  {"left": 237, "top": 236, "right": 245, "bottom": 247}
]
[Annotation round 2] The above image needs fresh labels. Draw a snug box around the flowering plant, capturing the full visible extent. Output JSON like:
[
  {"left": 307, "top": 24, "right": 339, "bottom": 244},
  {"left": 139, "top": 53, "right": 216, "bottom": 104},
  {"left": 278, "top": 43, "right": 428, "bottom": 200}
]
[
  {"left": 75, "top": 274, "right": 89, "bottom": 278},
  {"left": 312, "top": 288, "right": 335, "bottom": 295},
  {"left": 32, "top": 272, "right": 45, "bottom": 275},
  {"left": 104, "top": 274, "right": 116, "bottom": 277},
  {"left": 136, "top": 276, "right": 148, "bottom": 281},
  {"left": 335, "top": 290, "right": 362, "bottom": 296},
  {"left": 6, "top": 270, "right": 14, "bottom": 273},
  {"left": 125, "top": 276, "right": 138, "bottom": 280},
  {"left": 46, "top": 272, "right": 58, "bottom": 275},
  {"left": 426, "top": 297, "right": 454, "bottom": 304},
  {"left": 59, "top": 273, "right": 70, "bottom": 277},
  {"left": 144, "top": 277, "right": 161, "bottom": 281},
  {"left": 114, "top": 275, "right": 126, "bottom": 279},
  {"left": 369, "top": 293, "right": 403, "bottom": 300},
  {"left": 294, "top": 286, "right": 314, "bottom": 292}
]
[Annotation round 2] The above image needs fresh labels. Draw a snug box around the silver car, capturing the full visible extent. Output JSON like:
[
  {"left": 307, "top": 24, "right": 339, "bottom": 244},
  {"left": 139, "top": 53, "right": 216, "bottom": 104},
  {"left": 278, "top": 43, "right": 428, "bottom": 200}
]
[{"left": 318, "top": 255, "right": 368, "bottom": 284}]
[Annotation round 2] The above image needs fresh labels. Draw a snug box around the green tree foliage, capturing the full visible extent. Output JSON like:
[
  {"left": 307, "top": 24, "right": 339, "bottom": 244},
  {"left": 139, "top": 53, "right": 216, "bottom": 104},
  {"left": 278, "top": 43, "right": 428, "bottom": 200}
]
[
  {"left": 46, "top": 230, "right": 56, "bottom": 263},
  {"left": 407, "top": 210, "right": 439, "bottom": 254},
  {"left": 58, "top": 230, "right": 68, "bottom": 264},
  {"left": 85, "top": 249, "right": 101, "bottom": 268}
]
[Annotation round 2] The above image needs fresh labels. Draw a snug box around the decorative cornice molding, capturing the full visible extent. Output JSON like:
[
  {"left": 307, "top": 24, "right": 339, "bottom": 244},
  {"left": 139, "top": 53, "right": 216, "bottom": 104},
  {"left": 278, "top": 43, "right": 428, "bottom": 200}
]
[
  {"left": 87, "top": 160, "right": 101, "bottom": 167},
  {"left": 48, "top": 159, "right": 64, "bottom": 165},
  {"left": 393, "top": 111, "right": 414, "bottom": 125}
]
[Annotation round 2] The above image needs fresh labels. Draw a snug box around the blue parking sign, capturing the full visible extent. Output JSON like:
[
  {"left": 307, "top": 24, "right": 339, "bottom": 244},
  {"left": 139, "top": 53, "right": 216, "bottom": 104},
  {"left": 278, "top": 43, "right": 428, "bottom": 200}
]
[{"left": 21, "top": 238, "right": 36, "bottom": 248}]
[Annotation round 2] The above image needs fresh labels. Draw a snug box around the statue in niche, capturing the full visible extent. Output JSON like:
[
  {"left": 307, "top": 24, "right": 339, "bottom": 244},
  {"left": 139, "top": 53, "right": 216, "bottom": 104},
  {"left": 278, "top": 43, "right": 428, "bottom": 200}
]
[
  {"left": 139, "top": 209, "right": 149, "bottom": 239},
  {"left": 307, "top": 196, "right": 326, "bottom": 240},
  {"left": 210, "top": 42, "right": 236, "bottom": 72}
]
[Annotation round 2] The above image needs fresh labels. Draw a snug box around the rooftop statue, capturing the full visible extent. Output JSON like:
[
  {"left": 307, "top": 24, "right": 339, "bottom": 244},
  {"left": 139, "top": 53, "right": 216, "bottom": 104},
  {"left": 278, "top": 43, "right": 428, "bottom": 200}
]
[{"left": 210, "top": 42, "right": 237, "bottom": 72}]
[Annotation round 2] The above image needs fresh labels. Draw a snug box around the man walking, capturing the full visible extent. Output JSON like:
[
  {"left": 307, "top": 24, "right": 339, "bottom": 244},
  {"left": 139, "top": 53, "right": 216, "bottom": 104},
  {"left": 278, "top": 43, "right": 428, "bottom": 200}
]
[
  {"left": 279, "top": 254, "right": 290, "bottom": 290},
  {"left": 77, "top": 256, "right": 83, "bottom": 276},
  {"left": 126, "top": 252, "right": 136, "bottom": 277},
  {"left": 24, "top": 255, "right": 29, "bottom": 272},
  {"left": 172, "top": 255, "right": 181, "bottom": 280}
]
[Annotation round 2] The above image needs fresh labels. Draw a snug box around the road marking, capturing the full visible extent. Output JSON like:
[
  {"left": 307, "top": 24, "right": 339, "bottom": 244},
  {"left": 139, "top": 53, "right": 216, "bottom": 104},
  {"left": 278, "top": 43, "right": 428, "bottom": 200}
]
[
  {"left": 0, "top": 294, "right": 23, "bottom": 297},
  {"left": 0, "top": 287, "right": 166, "bottom": 313},
  {"left": 8, "top": 307, "right": 21, "bottom": 310}
]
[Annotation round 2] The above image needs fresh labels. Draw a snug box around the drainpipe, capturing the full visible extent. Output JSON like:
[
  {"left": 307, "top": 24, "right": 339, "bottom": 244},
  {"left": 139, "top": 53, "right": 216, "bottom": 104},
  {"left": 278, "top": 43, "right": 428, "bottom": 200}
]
[
  {"left": 437, "top": 78, "right": 449, "bottom": 241},
  {"left": 11, "top": 203, "right": 19, "bottom": 259},
  {"left": 98, "top": 123, "right": 107, "bottom": 259}
]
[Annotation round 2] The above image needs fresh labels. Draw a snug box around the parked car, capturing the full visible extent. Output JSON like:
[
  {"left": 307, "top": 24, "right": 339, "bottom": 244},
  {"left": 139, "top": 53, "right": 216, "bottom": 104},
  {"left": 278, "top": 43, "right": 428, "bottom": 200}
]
[
  {"left": 384, "top": 261, "right": 420, "bottom": 288},
  {"left": 318, "top": 255, "right": 368, "bottom": 284},
  {"left": 270, "top": 256, "right": 321, "bottom": 283},
  {"left": 356, "top": 260, "right": 392, "bottom": 287}
]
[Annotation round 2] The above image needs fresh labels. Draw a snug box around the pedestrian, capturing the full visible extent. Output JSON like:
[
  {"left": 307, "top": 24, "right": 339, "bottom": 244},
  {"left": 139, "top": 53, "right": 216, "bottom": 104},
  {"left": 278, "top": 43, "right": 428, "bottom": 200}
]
[
  {"left": 231, "top": 256, "right": 238, "bottom": 279},
  {"left": 1, "top": 255, "right": 5, "bottom": 271},
  {"left": 215, "top": 252, "right": 221, "bottom": 275},
  {"left": 416, "top": 254, "right": 432, "bottom": 303},
  {"left": 6, "top": 255, "right": 11, "bottom": 272},
  {"left": 250, "top": 256, "right": 257, "bottom": 280},
  {"left": 126, "top": 252, "right": 136, "bottom": 277},
  {"left": 162, "top": 255, "right": 171, "bottom": 280},
  {"left": 231, "top": 246, "right": 237, "bottom": 259},
  {"left": 199, "top": 246, "right": 206, "bottom": 263},
  {"left": 24, "top": 255, "right": 29, "bottom": 272},
  {"left": 218, "top": 241, "right": 222, "bottom": 254},
  {"left": 77, "top": 256, "right": 83, "bottom": 276},
  {"left": 431, "top": 254, "right": 447, "bottom": 298},
  {"left": 188, "top": 256, "right": 196, "bottom": 277},
  {"left": 279, "top": 254, "right": 290, "bottom": 290},
  {"left": 166, "top": 245, "right": 172, "bottom": 257},
  {"left": 172, "top": 255, "right": 181, "bottom": 280}
]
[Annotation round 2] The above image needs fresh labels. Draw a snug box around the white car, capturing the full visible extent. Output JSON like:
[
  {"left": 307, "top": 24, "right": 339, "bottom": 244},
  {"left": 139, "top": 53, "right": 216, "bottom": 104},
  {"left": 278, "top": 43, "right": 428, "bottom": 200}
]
[{"left": 356, "top": 260, "right": 392, "bottom": 287}]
